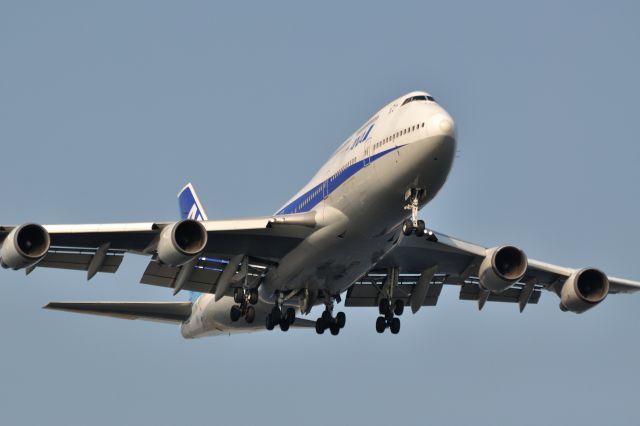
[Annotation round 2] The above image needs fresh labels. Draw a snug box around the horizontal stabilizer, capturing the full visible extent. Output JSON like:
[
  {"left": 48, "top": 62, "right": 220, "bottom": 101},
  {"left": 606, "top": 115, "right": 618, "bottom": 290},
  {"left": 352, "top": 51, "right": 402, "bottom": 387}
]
[{"left": 43, "top": 301, "right": 192, "bottom": 324}]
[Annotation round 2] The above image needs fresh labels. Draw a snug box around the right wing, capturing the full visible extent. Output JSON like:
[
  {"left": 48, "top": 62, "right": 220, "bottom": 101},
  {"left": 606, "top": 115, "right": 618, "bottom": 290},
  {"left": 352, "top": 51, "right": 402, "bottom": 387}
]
[{"left": 0, "top": 214, "right": 316, "bottom": 294}]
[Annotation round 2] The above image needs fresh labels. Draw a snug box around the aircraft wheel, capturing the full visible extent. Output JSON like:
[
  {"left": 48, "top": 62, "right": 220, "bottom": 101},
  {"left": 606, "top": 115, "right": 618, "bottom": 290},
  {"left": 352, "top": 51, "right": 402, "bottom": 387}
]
[
  {"left": 330, "top": 323, "right": 340, "bottom": 335},
  {"left": 245, "top": 306, "right": 255, "bottom": 323},
  {"left": 375, "top": 316, "right": 386, "bottom": 333},
  {"left": 233, "top": 288, "right": 243, "bottom": 303},
  {"left": 335, "top": 312, "right": 346, "bottom": 329},
  {"left": 270, "top": 306, "right": 282, "bottom": 322},
  {"left": 394, "top": 299, "right": 405, "bottom": 316},
  {"left": 248, "top": 290, "right": 259, "bottom": 305},
  {"left": 285, "top": 307, "right": 296, "bottom": 324},
  {"left": 230, "top": 305, "right": 242, "bottom": 322},
  {"left": 402, "top": 219, "right": 414, "bottom": 236},
  {"left": 280, "top": 320, "right": 290, "bottom": 332},
  {"left": 265, "top": 313, "right": 275, "bottom": 330},
  {"left": 415, "top": 220, "right": 426, "bottom": 237},
  {"left": 315, "top": 319, "right": 325, "bottom": 334},
  {"left": 378, "top": 298, "right": 390, "bottom": 316},
  {"left": 390, "top": 317, "right": 401, "bottom": 334},
  {"left": 321, "top": 310, "right": 332, "bottom": 323}
]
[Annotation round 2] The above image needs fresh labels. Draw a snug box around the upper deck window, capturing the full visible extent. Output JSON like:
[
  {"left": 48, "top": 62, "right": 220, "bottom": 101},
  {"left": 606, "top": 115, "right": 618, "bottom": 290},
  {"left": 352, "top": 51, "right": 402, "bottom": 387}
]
[{"left": 401, "top": 95, "right": 435, "bottom": 106}]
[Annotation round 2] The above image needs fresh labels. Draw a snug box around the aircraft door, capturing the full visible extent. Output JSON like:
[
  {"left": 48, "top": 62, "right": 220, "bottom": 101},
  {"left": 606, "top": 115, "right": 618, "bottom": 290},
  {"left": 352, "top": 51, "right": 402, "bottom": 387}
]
[{"left": 363, "top": 145, "right": 371, "bottom": 167}]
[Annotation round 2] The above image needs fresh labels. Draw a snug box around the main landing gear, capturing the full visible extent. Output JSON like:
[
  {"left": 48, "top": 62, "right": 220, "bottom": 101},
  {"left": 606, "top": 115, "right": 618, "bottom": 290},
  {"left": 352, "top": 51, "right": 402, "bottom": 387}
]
[
  {"left": 402, "top": 188, "right": 437, "bottom": 242},
  {"left": 375, "top": 268, "right": 404, "bottom": 334},
  {"left": 265, "top": 305, "right": 296, "bottom": 331},
  {"left": 316, "top": 296, "right": 346, "bottom": 336},
  {"left": 230, "top": 287, "right": 259, "bottom": 324},
  {"left": 376, "top": 298, "right": 403, "bottom": 334},
  {"left": 265, "top": 292, "right": 296, "bottom": 332}
]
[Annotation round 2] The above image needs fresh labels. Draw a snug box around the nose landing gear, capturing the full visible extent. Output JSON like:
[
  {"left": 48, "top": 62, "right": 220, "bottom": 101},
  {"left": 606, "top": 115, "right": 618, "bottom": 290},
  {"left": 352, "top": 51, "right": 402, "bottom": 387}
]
[{"left": 402, "top": 189, "right": 438, "bottom": 241}]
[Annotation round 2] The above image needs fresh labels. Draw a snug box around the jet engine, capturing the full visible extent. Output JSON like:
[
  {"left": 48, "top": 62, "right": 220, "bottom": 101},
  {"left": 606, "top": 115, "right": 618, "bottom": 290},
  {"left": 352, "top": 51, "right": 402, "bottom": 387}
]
[
  {"left": 478, "top": 245, "right": 528, "bottom": 292},
  {"left": 0, "top": 223, "right": 51, "bottom": 270},
  {"left": 157, "top": 219, "right": 208, "bottom": 267},
  {"left": 560, "top": 268, "right": 609, "bottom": 313}
]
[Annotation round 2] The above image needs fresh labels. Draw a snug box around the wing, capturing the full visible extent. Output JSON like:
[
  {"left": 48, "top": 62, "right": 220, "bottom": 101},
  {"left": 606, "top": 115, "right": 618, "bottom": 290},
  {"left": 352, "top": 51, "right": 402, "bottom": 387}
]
[
  {"left": 0, "top": 214, "right": 316, "bottom": 294},
  {"left": 347, "top": 230, "right": 640, "bottom": 312}
]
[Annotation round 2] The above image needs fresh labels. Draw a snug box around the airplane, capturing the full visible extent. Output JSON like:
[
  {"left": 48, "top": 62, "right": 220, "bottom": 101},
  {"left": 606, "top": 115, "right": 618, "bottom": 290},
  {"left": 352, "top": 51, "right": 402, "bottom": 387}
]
[{"left": 2, "top": 90, "right": 639, "bottom": 338}]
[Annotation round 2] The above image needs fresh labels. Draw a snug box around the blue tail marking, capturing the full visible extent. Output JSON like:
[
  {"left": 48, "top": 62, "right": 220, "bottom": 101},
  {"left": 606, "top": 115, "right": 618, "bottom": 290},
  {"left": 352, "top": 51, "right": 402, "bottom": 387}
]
[
  {"left": 178, "top": 183, "right": 208, "bottom": 221},
  {"left": 177, "top": 183, "right": 208, "bottom": 302}
]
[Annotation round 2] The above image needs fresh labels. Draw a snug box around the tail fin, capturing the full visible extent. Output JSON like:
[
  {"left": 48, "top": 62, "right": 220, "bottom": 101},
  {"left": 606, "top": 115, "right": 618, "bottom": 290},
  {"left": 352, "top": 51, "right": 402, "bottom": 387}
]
[
  {"left": 177, "top": 183, "right": 208, "bottom": 303},
  {"left": 177, "top": 183, "right": 209, "bottom": 221}
]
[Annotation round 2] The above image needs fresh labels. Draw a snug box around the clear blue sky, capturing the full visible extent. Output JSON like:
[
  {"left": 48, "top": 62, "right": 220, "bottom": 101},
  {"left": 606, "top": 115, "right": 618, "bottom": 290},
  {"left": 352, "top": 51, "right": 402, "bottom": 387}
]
[{"left": 1, "top": 1, "right": 639, "bottom": 425}]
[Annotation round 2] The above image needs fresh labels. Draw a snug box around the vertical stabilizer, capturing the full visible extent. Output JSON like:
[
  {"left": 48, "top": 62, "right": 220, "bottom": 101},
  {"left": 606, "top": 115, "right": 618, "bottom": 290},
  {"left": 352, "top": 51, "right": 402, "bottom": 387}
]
[
  {"left": 177, "top": 183, "right": 208, "bottom": 303},
  {"left": 177, "top": 183, "right": 209, "bottom": 221}
]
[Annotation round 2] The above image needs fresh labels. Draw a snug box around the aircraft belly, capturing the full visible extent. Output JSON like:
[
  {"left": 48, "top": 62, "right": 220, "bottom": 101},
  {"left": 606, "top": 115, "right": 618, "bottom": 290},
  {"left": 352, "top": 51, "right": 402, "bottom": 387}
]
[{"left": 263, "top": 135, "right": 454, "bottom": 297}]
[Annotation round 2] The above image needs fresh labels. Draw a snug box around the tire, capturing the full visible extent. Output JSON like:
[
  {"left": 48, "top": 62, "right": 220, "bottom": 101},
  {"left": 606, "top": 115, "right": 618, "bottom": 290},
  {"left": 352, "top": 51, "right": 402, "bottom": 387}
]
[
  {"left": 375, "top": 316, "right": 386, "bottom": 333},
  {"left": 335, "top": 312, "right": 346, "bottom": 329},
  {"left": 394, "top": 299, "right": 405, "bottom": 316},
  {"left": 285, "top": 307, "right": 296, "bottom": 324},
  {"left": 321, "top": 310, "right": 332, "bottom": 323},
  {"left": 415, "top": 220, "right": 425, "bottom": 237},
  {"left": 330, "top": 324, "right": 340, "bottom": 335},
  {"left": 266, "top": 313, "right": 275, "bottom": 330},
  {"left": 248, "top": 290, "right": 259, "bottom": 305},
  {"left": 390, "top": 317, "right": 401, "bottom": 334},
  {"left": 270, "top": 306, "right": 281, "bottom": 322},
  {"left": 315, "top": 319, "right": 325, "bottom": 334},
  {"left": 378, "top": 298, "right": 390, "bottom": 316},
  {"left": 233, "top": 288, "right": 243, "bottom": 304},
  {"left": 280, "top": 320, "right": 290, "bottom": 332},
  {"left": 230, "top": 305, "right": 241, "bottom": 322},
  {"left": 402, "top": 219, "right": 413, "bottom": 236},
  {"left": 245, "top": 306, "right": 255, "bottom": 323}
]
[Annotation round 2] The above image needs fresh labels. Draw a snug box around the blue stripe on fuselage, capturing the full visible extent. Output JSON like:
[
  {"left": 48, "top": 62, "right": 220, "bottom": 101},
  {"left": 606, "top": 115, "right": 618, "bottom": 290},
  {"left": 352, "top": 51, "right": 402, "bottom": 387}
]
[{"left": 276, "top": 145, "right": 402, "bottom": 215}]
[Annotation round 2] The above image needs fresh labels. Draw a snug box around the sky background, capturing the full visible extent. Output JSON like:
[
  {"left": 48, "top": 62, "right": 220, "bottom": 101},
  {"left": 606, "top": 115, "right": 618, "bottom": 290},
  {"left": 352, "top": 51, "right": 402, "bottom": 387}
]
[{"left": 1, "top": 1, "right": 640, "bottom": 425}]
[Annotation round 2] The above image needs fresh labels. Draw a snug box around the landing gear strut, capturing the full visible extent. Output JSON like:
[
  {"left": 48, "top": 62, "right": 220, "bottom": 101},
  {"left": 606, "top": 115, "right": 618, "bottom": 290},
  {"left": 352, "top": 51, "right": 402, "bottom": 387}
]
[
  {"left": 402, "top": 188, "right": 437, "bottom": 241},
  {"left": 230, "top": 287, "right": 259, "bottom": 324},
  {"left": 315, "top": 296, "right": 346, "bottom": 336},
  {"left": 265, "top": 292, "right": 296, "bottom": 332}
]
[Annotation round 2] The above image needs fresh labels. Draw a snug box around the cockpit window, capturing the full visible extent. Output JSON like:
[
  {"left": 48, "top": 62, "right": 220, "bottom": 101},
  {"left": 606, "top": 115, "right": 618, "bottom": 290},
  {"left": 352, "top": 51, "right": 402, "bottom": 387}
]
[{"left": 401, "top": 95, "right": 435, "bottom": 106}]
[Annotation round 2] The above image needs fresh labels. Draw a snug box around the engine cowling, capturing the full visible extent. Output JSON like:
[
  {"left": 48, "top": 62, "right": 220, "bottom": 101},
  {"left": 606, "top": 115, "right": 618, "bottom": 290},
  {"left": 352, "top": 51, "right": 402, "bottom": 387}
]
[
  {"left": 0, "top": 223, "right": 51, "bottom": 270},
  {"left": 157, "top": 219, "right": 208, "bottom": 267},
  {"left": 478, "top": 245, "right": 528, "bottom": 292},
  {"left": 560, "top": 268, "right": 609, "bottom": 313}
]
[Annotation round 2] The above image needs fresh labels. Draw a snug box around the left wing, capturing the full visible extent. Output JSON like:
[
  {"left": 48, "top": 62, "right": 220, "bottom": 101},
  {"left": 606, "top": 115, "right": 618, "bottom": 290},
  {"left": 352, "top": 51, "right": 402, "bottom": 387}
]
[{"left": 348, "top": 230, "right": 640, "bottom": 312}]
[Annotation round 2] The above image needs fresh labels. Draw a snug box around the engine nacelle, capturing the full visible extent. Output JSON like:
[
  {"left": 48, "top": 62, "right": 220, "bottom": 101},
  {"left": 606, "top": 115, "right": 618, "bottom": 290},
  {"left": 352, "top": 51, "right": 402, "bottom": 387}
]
[
  {"left": 478, "top": 245, "right": 528, "bottom": 292},
  {"left": 157, "top": 219, "right": 208, "bottom": 267},
  {"left": 0, "top": 223, "right": 51, "bottom": 270},
  {"left": 560, "top": 268, "right": 609, "bottom": 313}
]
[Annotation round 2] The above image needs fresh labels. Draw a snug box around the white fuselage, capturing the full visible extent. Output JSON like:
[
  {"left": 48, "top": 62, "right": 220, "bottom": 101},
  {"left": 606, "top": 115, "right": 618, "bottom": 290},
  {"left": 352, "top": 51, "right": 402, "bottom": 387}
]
[{"left": 181, "top": 91, "right": 456, "bottom": 337}]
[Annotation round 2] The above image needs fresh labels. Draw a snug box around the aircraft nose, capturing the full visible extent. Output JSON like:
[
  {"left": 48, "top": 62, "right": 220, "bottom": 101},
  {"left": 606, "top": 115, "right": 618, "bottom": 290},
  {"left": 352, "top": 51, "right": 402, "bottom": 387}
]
[{"left": 427, "top": 112, "right": 456, "bottom": 139}]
